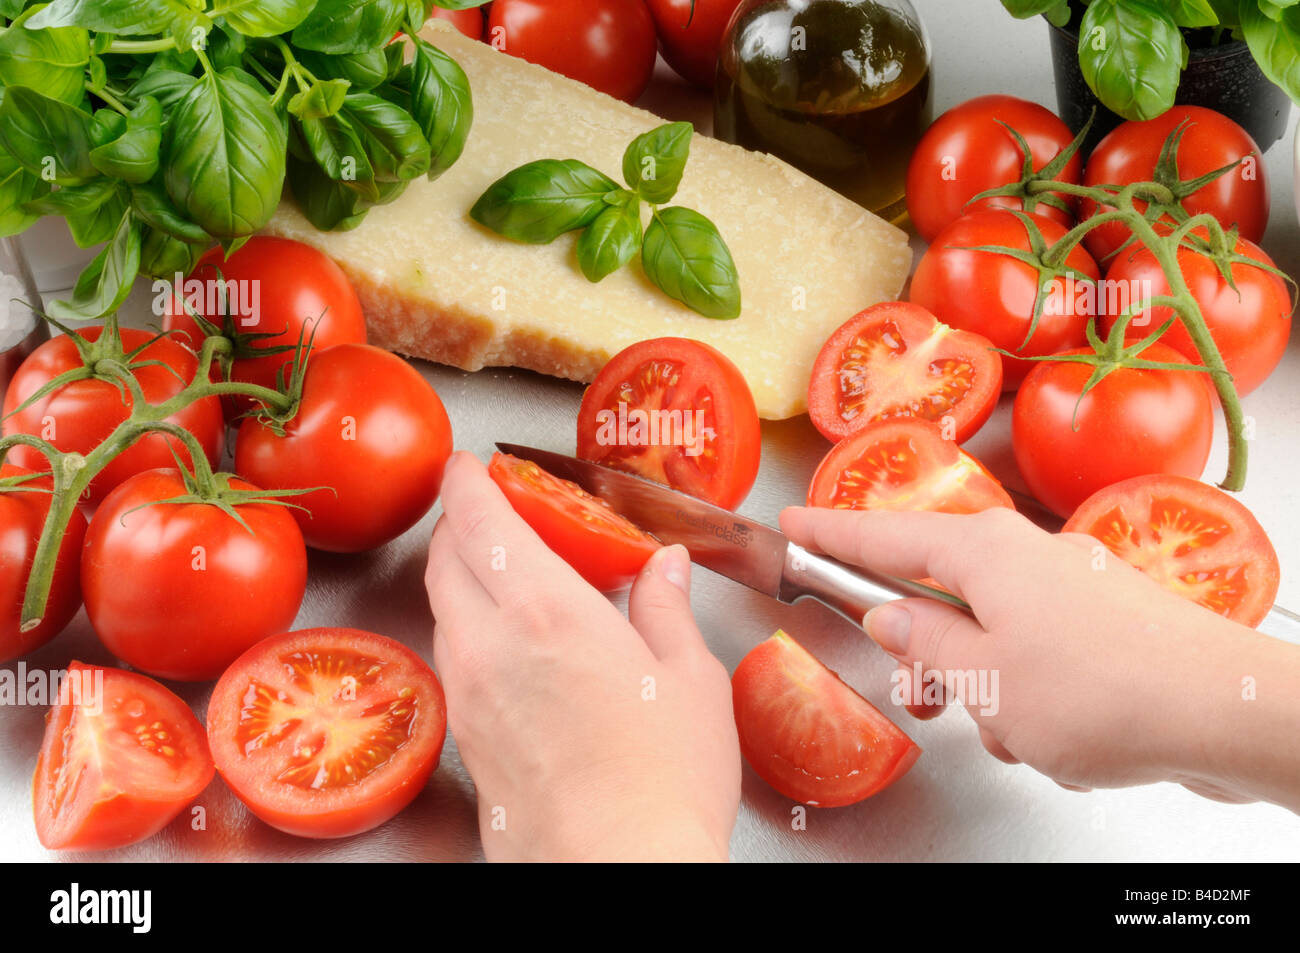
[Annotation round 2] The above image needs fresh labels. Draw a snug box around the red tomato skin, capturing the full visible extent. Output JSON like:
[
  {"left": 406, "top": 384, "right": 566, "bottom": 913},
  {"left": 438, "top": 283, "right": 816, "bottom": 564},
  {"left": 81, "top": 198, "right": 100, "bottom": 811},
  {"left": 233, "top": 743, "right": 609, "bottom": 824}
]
[
  {"left": 0, "top": 465, "right": 87, "bottom": 663},
  {"left": 81, "top": 469, "right": 308, "bottom": 682},
  {"left": 1103, "top": 236, "right": 1291, "bottom": 397},
  {"left": 33, "top": 662, "right": 214, "bottom": 851},
  {"left": 1080, "top": 106, "right": 1269, "bottom": 264},
  {"left": 1012, "top": 344, "right": 1214, "bottom": 518},
  {"left": 910, "top": 209, "right": 1099, "bottom": 390},
  {"left": 906, "top": 95, "right": 1082, "bottom": 242},
  {"left": 163, "top": 237, "right": 368, "bottom": 415},
  {"left": 487, "top": 0, "right": 659, "bottom": 103},
  {"left": 645, "top": 0, "right": 743, "bottom": 87},
  {"left": 235, "top": 344, "right": 453, "bottom": 553},
  {"left": 207, "top": 628, "right": 446, "bottom": 839},
  {"left": 2, "top": 329, "right": 224, "bottom": 503},
  {"left": 430, "top": 6, "right": 484, "bottom": 39}
]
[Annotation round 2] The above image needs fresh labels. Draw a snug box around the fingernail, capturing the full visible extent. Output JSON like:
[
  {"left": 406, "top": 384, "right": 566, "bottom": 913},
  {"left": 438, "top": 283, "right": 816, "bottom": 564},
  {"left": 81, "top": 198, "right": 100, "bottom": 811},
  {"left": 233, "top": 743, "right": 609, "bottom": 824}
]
[
  {"left": 864, "top": 604, "right": 911, "bottom": 656},
  {"left": 651, "top": 544, "right": 691, "bottom": 593}
]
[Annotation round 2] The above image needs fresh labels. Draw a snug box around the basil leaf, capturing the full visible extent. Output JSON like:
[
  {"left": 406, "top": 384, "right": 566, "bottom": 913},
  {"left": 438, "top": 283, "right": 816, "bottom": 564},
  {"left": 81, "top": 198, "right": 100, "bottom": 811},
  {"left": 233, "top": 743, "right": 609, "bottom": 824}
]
[
  {"left": 164, "top": 68, "right": 287, "bottom": 239},
  {"left": 999, "top": 0, "right": 1064, "bottom": 14},
  {"left": 0, "top": 10, "right": 90, "bottom": 106},
  {"left": 622, "top": 122, "right": 692, "bottom": 205},
  {"left": 292, "top": 0, "right": 406, "bottom": 55},
  {"left": 21, "top": 175, "right": 118, "bottom": 215},
  {"left": 0, "top": 85, "right": 97, "bottom": 185},
  {"left": 48, "top": 212, "right": 141, "bottom": 321},
  {"left": 207, "top": 22, "right": 246, "bottom": 72},
  {"left": 1078, "top": 0, "right": 1182, "bottom": 121},
  {"left": 289, "top": 78, "right": 350, "bottom": 120},
  {"left": 65, "top": 181, "right": 128, "bottom": 246},
  {"left": 406, "top": 38, "right": 472, "bottom": 180},
  {"left": 298, "top": 49, "right": 389, "bottom": 91},
  {"left": 139, "top": 225, "right": 203, "bottom": 278},
  {"left": 89, "top": 96, "right": 162, "bottom": 183},
  {"left": 339, "top": 91, "right": 430, "bottom": 181},
  {"left": 299, "top": 112, "right": 379, "bottom": 199},
  {"left": 211, "top": 0, "right": 319, "bottom": 37},
  {"left": 641, "top": 207, "right": 741, "bottom": 320},
  {"left": 27, "top": 0, "right": 212, "bottom": 50},
  {"left": 131, "top": 180, "right": 211, "bottom": 243},
  {"left": 129, "top": 69, "right": 200, "bottom": 117},
  {"left": 0, "top": 146, "right": 47, "bottom": 238},
  {"left": 428, "top": 0, "right": 491, "bottom": 9},
  {"left": 577, "top": 202, "right": 642, "bottom": 283},
  {"left": 1241, "top": 4, "right": 1300, "bottom": 102},
  {"left": 0, "top": 0, "right": 28, "bottom": 16},
  {"left": 1157, "top": 0, "right": 1219, "bottom": 27},
  {"left": 471, "top": 159, "right": 620, "bottom": 244},
  {"left": 288, "top": 153, "right": 371, "bottom": 230}
]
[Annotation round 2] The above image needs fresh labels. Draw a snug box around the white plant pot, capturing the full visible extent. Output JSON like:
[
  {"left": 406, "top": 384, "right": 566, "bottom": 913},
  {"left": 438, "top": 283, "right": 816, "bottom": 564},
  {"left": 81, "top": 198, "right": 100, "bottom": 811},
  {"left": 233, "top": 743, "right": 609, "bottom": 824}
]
[{"left": 14, "top": 217, "right": 101, "bottom": 295}]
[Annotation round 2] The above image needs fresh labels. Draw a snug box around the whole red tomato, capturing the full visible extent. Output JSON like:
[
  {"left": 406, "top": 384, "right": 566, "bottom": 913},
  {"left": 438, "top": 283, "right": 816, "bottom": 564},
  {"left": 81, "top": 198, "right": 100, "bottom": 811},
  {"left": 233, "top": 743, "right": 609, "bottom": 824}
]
[
  {"left": 2, "top": 328, "right": 224, "bottom": 503},
  {"left": 81, "top": 468, "right": 308, "bottom": 682},
  {"left": 906, "top": 95, "right": 1082, "bottom": 242},
  {"left": 0, "top": 465, "right": 87, "bottom": 663},
  {"left": 1012, "top": 343, "right": 1214, "bottom": 518},
  {"left": 1080, "top": 106, "right": 1269, "bottom": 265},
  {"left": 487, "top": 0, "right": 659, "bottom": 103},
  {"left": 1103, "top": 234, "right": 1291, "bottom": 397},
  {"left": 163, "top": 237, "right": 367, "bottom": 413},
  {"left": 235, "top": 344, "right": 453, "bottom": 553},
  {"left": 645, "top": 0, "right": 743, "bottom": 87},
  {"left": 431, "top": 5, "right": 484, "bottom": 39},
  {"left": 910, "top": 209, "right": 1099, "bottom": 389}
]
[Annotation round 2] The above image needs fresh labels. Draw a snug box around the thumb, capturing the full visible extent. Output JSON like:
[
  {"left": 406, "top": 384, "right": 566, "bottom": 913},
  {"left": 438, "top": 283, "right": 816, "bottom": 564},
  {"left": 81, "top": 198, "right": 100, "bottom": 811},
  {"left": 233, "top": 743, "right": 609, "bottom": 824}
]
[
  {"left": 864, "top": 598, "right": 989, "bottom": 705},
  {"left": 628, "top": 545, "right": 707, "bottom": 663}
]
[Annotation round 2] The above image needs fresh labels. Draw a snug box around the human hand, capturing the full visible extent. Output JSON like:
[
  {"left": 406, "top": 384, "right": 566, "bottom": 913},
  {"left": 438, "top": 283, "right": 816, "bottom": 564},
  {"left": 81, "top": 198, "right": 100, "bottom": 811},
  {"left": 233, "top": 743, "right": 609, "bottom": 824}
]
[
  {"left": 425, "top": 452, "right": 740, "bottom": 861},
  {"left": 780, "top": 505, "right": 1300, "bottom": 811}
]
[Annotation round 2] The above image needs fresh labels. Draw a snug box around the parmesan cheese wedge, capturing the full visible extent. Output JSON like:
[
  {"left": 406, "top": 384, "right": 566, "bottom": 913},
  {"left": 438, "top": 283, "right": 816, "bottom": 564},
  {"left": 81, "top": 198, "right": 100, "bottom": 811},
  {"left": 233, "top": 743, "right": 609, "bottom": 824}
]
[{"left": 264, "top": 22, "right": 912, "bottom": 420}]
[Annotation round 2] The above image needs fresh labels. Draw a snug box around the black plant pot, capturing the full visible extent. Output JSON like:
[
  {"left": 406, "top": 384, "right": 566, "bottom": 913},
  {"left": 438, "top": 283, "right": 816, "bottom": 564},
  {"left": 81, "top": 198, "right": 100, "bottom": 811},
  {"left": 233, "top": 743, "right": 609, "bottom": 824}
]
[{"left": 1047, "top": 17, "right": 1292, "bottom": 157}]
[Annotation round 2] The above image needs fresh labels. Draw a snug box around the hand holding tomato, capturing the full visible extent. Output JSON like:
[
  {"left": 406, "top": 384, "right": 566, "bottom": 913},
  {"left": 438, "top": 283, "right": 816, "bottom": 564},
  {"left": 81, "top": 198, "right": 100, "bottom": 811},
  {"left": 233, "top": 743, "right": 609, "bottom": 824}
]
[
  {"left": 779, "top": 506, "right": 1300, "bottom": 813},
  {"left": 424, "top": 452, "right": 740, "bottom": 860}
]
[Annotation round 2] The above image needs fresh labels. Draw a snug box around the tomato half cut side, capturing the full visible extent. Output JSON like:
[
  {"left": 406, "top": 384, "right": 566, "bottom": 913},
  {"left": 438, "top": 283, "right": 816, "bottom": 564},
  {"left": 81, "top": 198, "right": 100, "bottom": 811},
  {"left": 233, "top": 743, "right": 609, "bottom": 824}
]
[
  {"left": 577, "top": 337, "right": 762, "bottom": 510},
  {"left": 206, "top": 628, "right": 447, "bottom": 839},
  {"left": 807, "top": 419, "right": 1014, "bottom": 514},
  {"left": 489, "top": 452, "right": 661, "bottom": 592},
  {"left": 808, "top": 302, "right": 1002, "bottom": 444},
  {"left": 33, "top": 662, "right": 214, "bottom": 851},
  {"left": 732, "top": 632, "right": 920, "bottom": 808},
  {"left": 1063, "top": 475, "right": 1280, "bottom": 628}
]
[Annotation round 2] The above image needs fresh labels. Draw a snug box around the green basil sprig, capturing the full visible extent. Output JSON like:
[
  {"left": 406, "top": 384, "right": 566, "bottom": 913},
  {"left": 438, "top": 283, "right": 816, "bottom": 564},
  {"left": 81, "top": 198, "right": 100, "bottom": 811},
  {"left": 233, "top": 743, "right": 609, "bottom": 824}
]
[
  {"left": 0, "top": 1, "right": 484, "bottom": 319},
  {"left": 470, "top": 121, "right": 742, "bottom": 320}
]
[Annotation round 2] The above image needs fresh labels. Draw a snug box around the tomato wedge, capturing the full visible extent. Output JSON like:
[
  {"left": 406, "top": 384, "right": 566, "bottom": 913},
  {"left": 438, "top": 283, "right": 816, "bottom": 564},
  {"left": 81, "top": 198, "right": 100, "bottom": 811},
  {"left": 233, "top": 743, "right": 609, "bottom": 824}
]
[
  {"left": 807, "top": 419, "right": 1014, "bottom": 514},
  {"left": 1063, "top": 475, "right": 1280, "bottom": 628},
  {"left": 732, "top": 632, "right": 920, "bottom": 808},
  {"left": 808, "top": 302, "right": 1002, "bottom": 444},
  {"left": 489, "top": 452, "right": 660, "bottom": 592},
  {"left": 207, "top": 628, "right": 446, "bottom": 839},
  {"left": 577, "top": 337, "right": 761, "bottom": 509},
  {"left": 33, "top": 662, "right": 214, "bottom": 851}
]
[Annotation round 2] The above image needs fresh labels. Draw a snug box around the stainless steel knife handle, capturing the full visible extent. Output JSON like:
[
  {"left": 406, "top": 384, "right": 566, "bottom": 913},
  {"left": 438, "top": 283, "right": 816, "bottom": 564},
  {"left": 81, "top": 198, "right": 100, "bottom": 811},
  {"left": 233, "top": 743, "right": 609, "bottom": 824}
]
[{"left": 778, "top": 544, "right": 973, "bottom": 627}]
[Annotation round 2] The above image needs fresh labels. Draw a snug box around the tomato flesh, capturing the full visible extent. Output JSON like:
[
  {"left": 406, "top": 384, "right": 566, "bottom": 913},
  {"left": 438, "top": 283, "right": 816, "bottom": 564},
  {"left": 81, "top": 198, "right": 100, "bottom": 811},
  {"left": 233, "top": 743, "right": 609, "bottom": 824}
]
[
  {"left": 33, "top": 662, "right": 214, "bottom": 851},
  {"left": 207, "top": 628, "right": 446, "bottom": 839},
  {"left": 577, "top": 337, "right": 761, "bottom": 509},
  {"left": 1063, "top": 475, "right": 1280, "bottom": 628},
  {"left": 489, "top": 452, "right": 660, "bottom": 592},
  {"left": 732, "top": 632, "right": 920, "bottom": 808},
  {"left": 808, "top": 302, "right": 1001, "bottom": 444}
]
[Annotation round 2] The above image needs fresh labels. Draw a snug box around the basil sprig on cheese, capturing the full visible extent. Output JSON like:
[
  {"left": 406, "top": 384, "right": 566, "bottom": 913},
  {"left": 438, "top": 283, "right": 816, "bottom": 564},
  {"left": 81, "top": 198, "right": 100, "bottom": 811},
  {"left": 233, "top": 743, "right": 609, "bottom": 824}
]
[{"left": 470, "top": 121, "right": 742, "bottom": 321}]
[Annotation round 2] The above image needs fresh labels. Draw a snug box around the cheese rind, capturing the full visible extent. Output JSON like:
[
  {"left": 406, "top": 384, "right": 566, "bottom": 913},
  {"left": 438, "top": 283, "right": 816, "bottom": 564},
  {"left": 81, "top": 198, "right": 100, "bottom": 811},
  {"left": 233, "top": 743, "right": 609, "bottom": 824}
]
[{"left": 264, "top": 23, "right": 912, "bottom": 420}]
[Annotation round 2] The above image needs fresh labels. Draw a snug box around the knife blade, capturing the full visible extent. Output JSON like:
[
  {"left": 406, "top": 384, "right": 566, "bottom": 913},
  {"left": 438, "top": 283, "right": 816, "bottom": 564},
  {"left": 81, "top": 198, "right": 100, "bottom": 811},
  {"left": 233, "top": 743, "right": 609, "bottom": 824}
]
[{"left": 496, "top": 443, "right": 972, "bottom": 625}]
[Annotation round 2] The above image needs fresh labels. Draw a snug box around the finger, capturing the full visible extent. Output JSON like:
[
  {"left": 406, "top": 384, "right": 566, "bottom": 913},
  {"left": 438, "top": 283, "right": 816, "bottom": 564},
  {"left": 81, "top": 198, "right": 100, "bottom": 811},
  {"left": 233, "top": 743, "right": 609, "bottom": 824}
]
[
  {"left": 1059, "top": 531, "right": 1101, "bottom": 552},
  {"left": 862, "top": 598, "right": 990, "bottom": 704},
  {"left": 426, "top": 517, "right": 497, "bottom": 659},
  {"left": 780, "top": 505, "right": 1044, "bottom": 602},
  {"left": 438, "top": 451, "right": 579, "bottom": 600},
  {"left": 893, "top": 661, "right": 950, "bottom": 721},
  {"left": 979, "top": 727, "right": 1020, "bottom": 765},
  {"left": 1056, "top": 781, "right": 1093, "bottom": 793},
  {"left": 628, "top": 545, "right": 707, "bottom": 663}
]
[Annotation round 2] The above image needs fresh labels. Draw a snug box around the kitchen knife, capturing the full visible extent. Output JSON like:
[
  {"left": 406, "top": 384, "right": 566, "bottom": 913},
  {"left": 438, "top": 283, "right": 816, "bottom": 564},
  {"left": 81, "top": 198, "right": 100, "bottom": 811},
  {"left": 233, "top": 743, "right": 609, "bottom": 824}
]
[{"left": 496, "top": 443, "right": 972, "bottom": 626}]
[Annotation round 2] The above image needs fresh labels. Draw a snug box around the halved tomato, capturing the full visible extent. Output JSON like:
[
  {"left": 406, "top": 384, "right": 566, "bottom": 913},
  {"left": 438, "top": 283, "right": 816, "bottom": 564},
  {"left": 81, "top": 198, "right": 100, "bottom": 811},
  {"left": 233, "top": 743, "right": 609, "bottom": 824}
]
[
  {"left": 808, "top": 302, "right": 1002, "bottom": 444},
  {"left": 576, "top": 337, "right": 761, "bottom": 509},
  {"left": 807, "top": 419, "right": 1014, "bottom": 514},
  {"left": 489, "top": 452, "right": 661, "bottom": 592},
  {"left": 206, "top": 628, "right": 446, "bottom": 839},
  {"left": 34, "top": 662, "right": 214, "bottom": 851},
  {"left": 1063, "top": 475, "right": 1280, "bottom": 628},
  {"left": 732, "top": 631, "right": 920, "bottom": 808}
]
